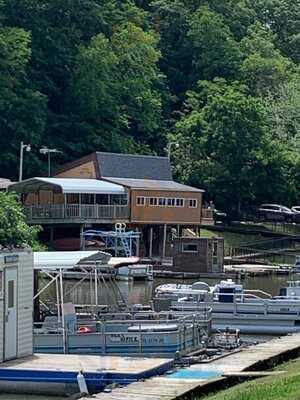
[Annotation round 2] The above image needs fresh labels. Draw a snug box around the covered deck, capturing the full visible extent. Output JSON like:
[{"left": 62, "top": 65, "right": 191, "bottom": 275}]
[{"left": 9, "top": 177, "right": 130, "bottom": 224}]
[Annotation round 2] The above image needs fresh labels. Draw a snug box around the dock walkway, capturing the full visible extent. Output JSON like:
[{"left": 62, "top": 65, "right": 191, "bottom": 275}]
[
  {"left": 88, "top": 333, "right": 300, "bottom": 400},
  {"left": 0, "top": 354, "right": 173, "bottom": 396}
]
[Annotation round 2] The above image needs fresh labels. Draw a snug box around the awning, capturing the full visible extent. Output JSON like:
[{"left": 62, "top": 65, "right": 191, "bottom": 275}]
[{"left": 9, "top": 177, "right": 125, "bottom": 195}]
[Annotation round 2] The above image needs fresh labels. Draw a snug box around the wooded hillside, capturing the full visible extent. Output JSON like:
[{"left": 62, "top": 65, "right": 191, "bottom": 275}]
[{"left": 1, "top": 0, "right": 300, "bottom": 213}]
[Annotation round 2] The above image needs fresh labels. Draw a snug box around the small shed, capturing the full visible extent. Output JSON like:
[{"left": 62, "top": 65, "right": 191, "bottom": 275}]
[
  {"left": 172, "top": 237, "right": 224, "bottom": 274},
  {"left": 0, "top": 249, "right": 33, "bottom": 362}
]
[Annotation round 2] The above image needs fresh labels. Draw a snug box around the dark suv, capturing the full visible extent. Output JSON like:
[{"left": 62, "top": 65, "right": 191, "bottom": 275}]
[{"left": 258, "top": 204, "right": 295, "bottom": 222}]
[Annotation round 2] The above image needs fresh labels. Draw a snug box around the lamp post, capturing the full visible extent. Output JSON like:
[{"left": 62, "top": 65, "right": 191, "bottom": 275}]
[
  {"left": 19, "top": 141, "right": 31, "bottom": 182},
  {"left": 167, "top": 142, "right": 179, "bottom": 159},
  {"left": 40, "top": 147, "right": 63, "bottom": 177}
]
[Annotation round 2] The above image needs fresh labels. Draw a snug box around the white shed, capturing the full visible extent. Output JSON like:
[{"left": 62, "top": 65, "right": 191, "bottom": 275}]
[{"left": 0, "top": 249, "right": 33, "bottom": 362}]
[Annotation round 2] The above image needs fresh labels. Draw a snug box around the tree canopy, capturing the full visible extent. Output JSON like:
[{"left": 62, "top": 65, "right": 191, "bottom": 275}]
[
  {"left": 0, "top": 0, "right": 300, "bottom": 213},
  {"left": 0, "top": 192, "right": 43, "bottom": 249}
]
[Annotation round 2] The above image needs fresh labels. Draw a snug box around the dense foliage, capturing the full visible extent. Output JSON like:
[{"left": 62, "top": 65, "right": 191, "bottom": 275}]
[
  {"left": 1, "top": 0, "right": 300, "bottom": 213},
  {"left": 0, "top": 192, "right": 43, "bottom": 249}
]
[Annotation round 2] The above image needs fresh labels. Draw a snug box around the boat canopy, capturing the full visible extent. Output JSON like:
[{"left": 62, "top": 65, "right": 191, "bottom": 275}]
[
  {"left": 9, "top": 177, "right": 125, "bottom": 195},
  {"left": 34, "top": 251, "right": 111, "bottom": 270}
]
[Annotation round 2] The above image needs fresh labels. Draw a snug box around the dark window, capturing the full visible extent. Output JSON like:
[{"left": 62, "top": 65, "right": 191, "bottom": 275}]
[
  {"left": 182, "top": 243, "right": 198, "bottom": 252},
  {"left": 112, "top": 194, "right": 128, "bottom": 205},
  {"left": 176, "top": 198, "right": 184, "bottom": 207},
  {"left": 137, "top": 197, "right": 145, "bottom": 206},
  {"left": 189, "top": 199, "right": 198, "bottom": 208},
  {"left": 8, "top": 280, "right": 14, "bottom": 308},
  {"left": 158, "top": 198, "right": 166, "bottom": 206},
  {"left": 66, "top": 193, "right": 79, "bottom": 204},
  {"left": 96, "top": 194, "right": 109, "bottom": 205},
  {"left": 213, "top": 241, "right": 218, "bottom": 256},
  {"left": 149, "top": 197, "right": 158, "bottom": 206},
  {"left": 81, "top": 193, "right": 94, "bottom": 204}
]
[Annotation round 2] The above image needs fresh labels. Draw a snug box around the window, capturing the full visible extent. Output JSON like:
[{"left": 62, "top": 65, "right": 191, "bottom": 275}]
[
  {"left": 96, "top": 194, "right": 109, "bottom": 205},
  {"left": 167, "top": 198, "right": 173, "bottom": 206},
  {"left": 189, "top": 199, "right": 198, "bottom": 208},
  {"left": 112, "top": 194, "right": 128, "bottom": 205},
  {"left": 81, "top": 193, "right": 94, "bottom": 204},
  {"left": 213, "top": 241, "right": 218, "bottom": 256},
  {"left": 8, "top": 280, "right": 14, "bottom": 308},
  {"left": 158, "top": 197, "right": 166, "bottom": 206},
  {"left": 149, "top": 197, "right": 158, "bottom": 206},
  {"left": 182, "top": 243, "right": 199, "bottom": 252},
  {"left": 66, "top": 193, "right": 79, "bottom": 204},
  {"left": 176, "top": 198, "right": 184, "bottom": 207},
  {"left": 136, "top": 196, "right": 145, "bottom": 206}
]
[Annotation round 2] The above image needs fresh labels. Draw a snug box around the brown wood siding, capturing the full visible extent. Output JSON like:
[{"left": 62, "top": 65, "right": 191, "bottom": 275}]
[
  {"left": 55, "top": 161, "right": 97, "bottom": 179},
  {"left": 130, "top": 190, "right": 202, "bottom": 224}
]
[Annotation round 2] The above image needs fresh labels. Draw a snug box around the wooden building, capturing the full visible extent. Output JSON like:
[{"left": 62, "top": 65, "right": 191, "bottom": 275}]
[
  {"left": 172, "top": 237, "right": 224, "bottom": 273},
  {"left": 10, "top": 152, "right": 214, "bottom": 257}
]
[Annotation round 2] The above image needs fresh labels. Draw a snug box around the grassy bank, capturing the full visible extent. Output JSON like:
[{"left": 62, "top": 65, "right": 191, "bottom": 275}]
[{"left": 201, "top": 358, "right": 300, "bottom": 400}]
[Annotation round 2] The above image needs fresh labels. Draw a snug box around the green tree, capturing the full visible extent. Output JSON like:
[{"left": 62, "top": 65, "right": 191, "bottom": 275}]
[
  {"left": 0, "top": 192, "right": 43, "bottom": 249},
  {"left": 265, "top": 77, "right": 300, "bottom": 145},
  {"left": 150, "top": 0, "right": 193, "bottom": 98},
  {"left": 253, "top": 0, "right": 300, "bottom": 63},
  {"left": 72, "top": 22, "right": 164, "bottom": 153},
  {"left": 0, "top": 26, "right": 47, "bottom": 179},
  {"left": 240, "top": 22, "right": 293, "bottom": 96},
  {"left": 188, "top": 6, "right": 242, "bottom": 81},
  {"left": 173, "top": 79, "right": 278, "bottom": 213}
]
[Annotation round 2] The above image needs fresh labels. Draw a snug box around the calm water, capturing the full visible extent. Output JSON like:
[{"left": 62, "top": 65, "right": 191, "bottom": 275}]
[{"left": 39, "top": 274, "right": 294, "bottom": 307}]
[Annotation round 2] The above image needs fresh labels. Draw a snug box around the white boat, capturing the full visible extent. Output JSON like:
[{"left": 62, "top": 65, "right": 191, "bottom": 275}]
[
  {"left": 33, "top": 310, "right": 212, "bottom": 357},
  {"left": 33, "top": 251, "right": 211, "bottom": 357},
  {"left": 291, "top": 256, "right": 300, "bottom": 273},
  {"left": 116, "top": 264, "right": 153, "bottom": 281},
  {"left": 154, "top": 279, "right": 300, "bottom": 335}
]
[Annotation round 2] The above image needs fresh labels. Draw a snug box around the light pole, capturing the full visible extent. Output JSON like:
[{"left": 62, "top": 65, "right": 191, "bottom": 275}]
[
  {"left": 19, "top": 141, "right": 31, "bottom": 182},
  {"left": 167, "top": 142, "right": 179, "bottom": 159},
  {"left": 40, "top": 147, "right": 63, "bottom": 177}
]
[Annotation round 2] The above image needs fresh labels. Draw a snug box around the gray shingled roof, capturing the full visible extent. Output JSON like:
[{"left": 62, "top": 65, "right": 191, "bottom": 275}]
[
  {"left": 96, "top": 152, "right": 172, "bottom": 180},
  {"left": 103, "top": 178, "right": 204, "bottom": 192}
]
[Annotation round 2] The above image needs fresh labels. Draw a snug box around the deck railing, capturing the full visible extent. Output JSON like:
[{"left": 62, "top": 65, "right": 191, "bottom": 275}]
[
  {"left": 201, "top": 208, "right": 214, "bottom": 219},
  {"left": 24, "top": 204, "right": 130, "bottom": 221}
]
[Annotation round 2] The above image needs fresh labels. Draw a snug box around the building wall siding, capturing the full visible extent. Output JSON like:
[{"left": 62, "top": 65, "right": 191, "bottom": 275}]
[
  {"left": 0, "top": 250, "right": 33, "bottom": 363},
  {"left": 55, "top": 161, "right": 97, "bottom": 179},
  {"left": 17, "top": 251, "right": 33, "bottom": 358},
  {"left": 130, "top": 190, "right": 202, "bottom": 224},
  {"left": 172, "top": 237, "right": 224, "bottom": 273}
]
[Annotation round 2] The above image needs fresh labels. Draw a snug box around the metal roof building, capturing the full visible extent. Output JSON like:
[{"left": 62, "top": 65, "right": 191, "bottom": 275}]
[{"left": 9, "top": 177, "right": 125, "bottom": 195}]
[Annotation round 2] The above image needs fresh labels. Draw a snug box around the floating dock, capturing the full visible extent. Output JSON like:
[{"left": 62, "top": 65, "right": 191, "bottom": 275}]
[
  {"left": 0, "top": 353, "right": 173, "bottom": 396},
  {"left": 86, "top": 332, "right": 300, "bottom": 400}
]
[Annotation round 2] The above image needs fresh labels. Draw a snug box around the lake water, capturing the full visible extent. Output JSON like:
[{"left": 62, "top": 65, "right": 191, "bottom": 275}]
[{"left": 39, "top": 273, "right": 293, "bottom": 307}]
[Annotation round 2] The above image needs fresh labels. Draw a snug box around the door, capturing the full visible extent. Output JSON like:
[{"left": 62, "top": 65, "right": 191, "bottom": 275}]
[{"left": 4, "top": 267, "right": 17, "bottom": 360}]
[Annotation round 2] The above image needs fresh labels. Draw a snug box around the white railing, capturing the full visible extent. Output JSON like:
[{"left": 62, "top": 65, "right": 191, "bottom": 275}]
[{"left": 24, "top": 204, "right": 129, "bottom": 221}]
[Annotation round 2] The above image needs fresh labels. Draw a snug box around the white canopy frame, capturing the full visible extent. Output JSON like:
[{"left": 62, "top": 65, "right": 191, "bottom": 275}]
[{"left": 34, "top": 254, "right": 128, "bottom": 354}]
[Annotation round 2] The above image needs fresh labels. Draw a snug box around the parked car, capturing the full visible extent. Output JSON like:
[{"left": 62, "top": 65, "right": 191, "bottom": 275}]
[
  {"left": 258, "top": 204, "right": 295, "bottom": 222},
  {"left": 291, "top": 207, "right": 300, "bottom": 223},
  {"left": 213, "top": 209, "right": 227, "bottom": 224}
]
